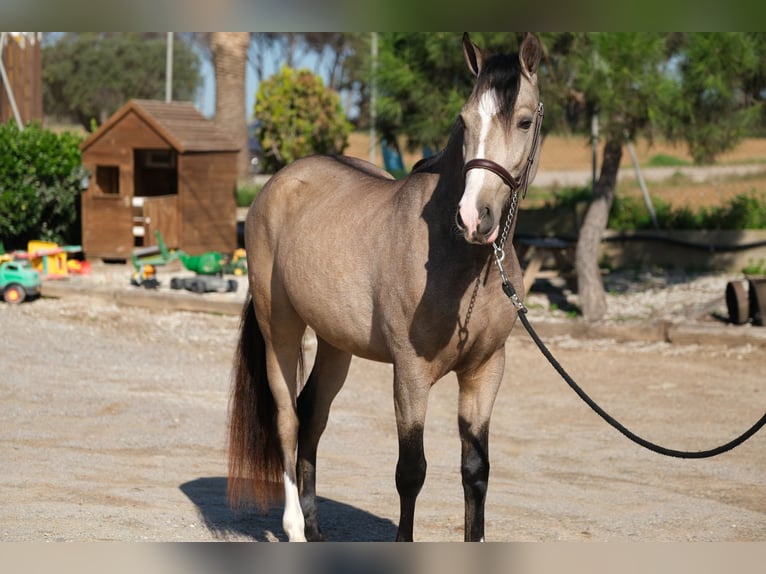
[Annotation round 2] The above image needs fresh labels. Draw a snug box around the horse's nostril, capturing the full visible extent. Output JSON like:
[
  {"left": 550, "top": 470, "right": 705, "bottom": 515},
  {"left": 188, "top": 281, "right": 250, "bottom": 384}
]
[
  {"left": 477, "top": 206, "right": 494, "bottom": 235},
  {"left": 455, "top": 210, "right": 466, "bottom": 231}
]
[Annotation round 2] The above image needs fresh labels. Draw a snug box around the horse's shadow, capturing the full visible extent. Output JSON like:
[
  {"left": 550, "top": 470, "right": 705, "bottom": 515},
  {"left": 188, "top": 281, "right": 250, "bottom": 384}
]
[{"left": 179, "top": 477, "right": 397, "bottom": 542}]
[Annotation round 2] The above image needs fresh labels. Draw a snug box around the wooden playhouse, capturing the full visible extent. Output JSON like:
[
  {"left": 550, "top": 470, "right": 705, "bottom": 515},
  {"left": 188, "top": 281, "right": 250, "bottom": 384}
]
[{"left": 80, "top": 99, "right": 240, "bottom": 260}]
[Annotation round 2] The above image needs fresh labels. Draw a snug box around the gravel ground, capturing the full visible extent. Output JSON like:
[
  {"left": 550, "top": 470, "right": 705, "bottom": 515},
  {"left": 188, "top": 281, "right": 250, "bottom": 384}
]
[{"left": 1, "top": 264, "right": 764, "bottom": 542}]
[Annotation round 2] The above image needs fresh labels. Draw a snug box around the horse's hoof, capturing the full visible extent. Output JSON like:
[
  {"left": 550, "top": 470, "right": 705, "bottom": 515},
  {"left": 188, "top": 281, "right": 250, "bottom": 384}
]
[{"left": 305, "top": 528, "right": 325, "bottom": 542}]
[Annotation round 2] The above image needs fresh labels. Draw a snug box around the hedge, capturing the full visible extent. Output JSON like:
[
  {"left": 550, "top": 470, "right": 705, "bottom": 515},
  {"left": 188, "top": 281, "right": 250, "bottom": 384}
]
[{"left": 0, "top": 121, "right": 86, "bottom": 250}]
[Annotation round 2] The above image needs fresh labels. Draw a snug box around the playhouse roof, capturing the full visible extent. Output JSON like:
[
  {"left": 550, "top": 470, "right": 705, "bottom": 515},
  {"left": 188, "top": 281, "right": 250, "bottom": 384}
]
[{"left": 80, "top": 99, "right": 240, "bottom": 154}]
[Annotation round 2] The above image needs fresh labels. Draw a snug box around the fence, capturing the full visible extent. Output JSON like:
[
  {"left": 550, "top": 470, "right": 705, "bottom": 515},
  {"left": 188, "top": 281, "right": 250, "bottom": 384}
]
[{"left": 0, "top": 32, "right": 43, "bottom": 126}]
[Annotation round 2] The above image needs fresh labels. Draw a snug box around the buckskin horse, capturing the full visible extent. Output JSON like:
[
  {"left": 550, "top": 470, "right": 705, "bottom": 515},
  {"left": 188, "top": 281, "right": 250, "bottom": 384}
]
[{"left": 228, "top": 32, "right": 544, "bottom": 541}]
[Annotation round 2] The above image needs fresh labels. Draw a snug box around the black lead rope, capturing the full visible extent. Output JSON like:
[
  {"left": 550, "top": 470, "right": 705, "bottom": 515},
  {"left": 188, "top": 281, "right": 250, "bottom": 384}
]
[{"left": 504, "top": 280, "right": 766, "bottom": 459}]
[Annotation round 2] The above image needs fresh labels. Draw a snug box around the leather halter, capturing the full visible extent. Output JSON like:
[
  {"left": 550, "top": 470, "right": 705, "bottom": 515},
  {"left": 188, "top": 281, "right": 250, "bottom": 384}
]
[
  {"left": 462, "top": 101, "right": 544, "bottom": 199},
  {"left": 462, "top": 158, "right": 518, "bottom": 190}
]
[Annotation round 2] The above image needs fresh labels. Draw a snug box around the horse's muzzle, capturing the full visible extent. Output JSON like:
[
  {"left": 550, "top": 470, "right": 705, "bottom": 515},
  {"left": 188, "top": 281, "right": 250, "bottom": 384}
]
[{"left": 455, "top": 207, "right": 498, "bottom": 245}]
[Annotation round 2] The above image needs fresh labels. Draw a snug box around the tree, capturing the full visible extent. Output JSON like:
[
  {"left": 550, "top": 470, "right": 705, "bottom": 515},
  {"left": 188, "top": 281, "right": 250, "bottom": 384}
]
[
  {"left": 743, "top": 32, "right": 766, "bottom": 135},
  {"left": 563, "top": 34, "right": 675, "bottom": 320},
  {"left": 300, "top": 33, "right": 368, "bottom": 92},
  {"left": 42, "top": 33, "right": 201, "bottom": 129},
  {"left": 210, "top": 32, "right": 250, "bottom": 179},
  {"left": 255, "top": 67, "right": 352, "bottom": 173},
  {"left": 541, "top": 32, "right": 761, "bottom": 320},
  {"left": 374, "top": 33, "right": 524, "bottom": 153},
  {"left": 662, "top": 33, "right": 759, "bottom": 164}
]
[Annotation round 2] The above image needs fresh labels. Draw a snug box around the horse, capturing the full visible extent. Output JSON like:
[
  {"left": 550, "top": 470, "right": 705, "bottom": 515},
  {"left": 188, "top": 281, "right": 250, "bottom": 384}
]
[{"left": 228, "top": 32, "right": 544, "bottom": 542}]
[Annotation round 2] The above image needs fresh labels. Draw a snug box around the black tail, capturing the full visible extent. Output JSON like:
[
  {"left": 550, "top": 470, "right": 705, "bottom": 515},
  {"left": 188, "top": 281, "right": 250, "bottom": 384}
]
[{"left": 227, "top": 297, "right": 283, "bottom": 510}]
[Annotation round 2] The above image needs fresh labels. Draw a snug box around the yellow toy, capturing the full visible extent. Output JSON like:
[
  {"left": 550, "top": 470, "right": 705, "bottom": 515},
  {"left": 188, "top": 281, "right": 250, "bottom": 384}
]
[{"left": 20, "top": 240, "right": 87, "bottom": 279}]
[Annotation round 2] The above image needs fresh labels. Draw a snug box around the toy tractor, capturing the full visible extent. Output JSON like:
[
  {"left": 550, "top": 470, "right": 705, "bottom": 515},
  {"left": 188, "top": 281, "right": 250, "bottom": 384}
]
[
  {"left": 130, "top": 230, "right": 178, "bottom": 288},
  {"left": 130, "top": 230, "right": 244, "bottom": 294},
  {"left": 170, "top": 250, "right": 239, "bottom": 294}
]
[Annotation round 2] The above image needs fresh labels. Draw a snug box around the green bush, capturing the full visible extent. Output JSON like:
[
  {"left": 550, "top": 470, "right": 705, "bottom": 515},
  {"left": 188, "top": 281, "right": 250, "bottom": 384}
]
[
  {"left": 236, "top": 183, "right": 262, "bottom": 208},
  {"left": 552, "top": 185, "right": 592, "bottom": 208},
  {"left": 0, "top": 122, "right": 86, "bottom": 250},
  {"left": 608, "top": 195, "right": 654, "bottom": 230},
  {"left": 705, "top": 191, "right": 766, "bottom": 229},
  {"left": 255, "top": 67, "right": 352, "bottom": 173},
  {"left": 743, "top": 257, "right": 766, "bottom": 275},
  {"left": 606, "top": 190, "right": 766, "bottom": 231},
  {"left": 646, "top": 153, "right": 691, "bottom": 167}
]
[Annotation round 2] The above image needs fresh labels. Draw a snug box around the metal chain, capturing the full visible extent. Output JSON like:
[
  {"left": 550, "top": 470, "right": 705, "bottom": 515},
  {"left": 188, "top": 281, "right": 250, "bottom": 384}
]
[
  {"left": 457, "top": 273, "right": 482, "bottom": 350},
  {"left": 492, "top": 187, "right": 519, "bottom": 261}
]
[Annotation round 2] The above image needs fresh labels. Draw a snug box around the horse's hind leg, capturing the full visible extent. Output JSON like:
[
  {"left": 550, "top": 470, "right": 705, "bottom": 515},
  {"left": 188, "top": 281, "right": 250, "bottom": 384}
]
[
  {"left": 259, "top": 306, "right": 308, "bottom": 542},
  {"left": 456, "top": 346, "right": 505, "bottom": 542},
  {"left": 296, "top": 338, "right": 352, "bottom": 541}
]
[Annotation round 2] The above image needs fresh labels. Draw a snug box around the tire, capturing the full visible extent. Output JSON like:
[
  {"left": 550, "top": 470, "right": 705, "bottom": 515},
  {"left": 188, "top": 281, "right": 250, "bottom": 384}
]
[
  {"left": 190, "top": 279, "right": 206, "bottom": 294},
  {"left": 170, "top": 277, "right": 183, "bottom": 290},
  {"left": 725, "top": 280, "right": 749, "bottom": 325},
  {"left": 3, "top": 284, "right": 26, "bottom": 304},
  {"left": 227, "top": 279, "right": 238, "bottom": 293}
]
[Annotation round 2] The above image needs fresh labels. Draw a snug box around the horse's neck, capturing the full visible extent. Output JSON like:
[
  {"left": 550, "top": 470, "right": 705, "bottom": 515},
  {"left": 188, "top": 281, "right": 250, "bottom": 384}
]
[
  {"left": 412, "top": 121, "right": 466, "bottom": 210},
  {"left": 409, "top": 123, "right": 491, "bottom": 274}
]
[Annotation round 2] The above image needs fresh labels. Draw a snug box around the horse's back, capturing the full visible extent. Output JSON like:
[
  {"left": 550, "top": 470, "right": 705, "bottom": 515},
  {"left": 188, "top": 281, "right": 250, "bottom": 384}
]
[
  {"left": 266, "top": 154, "right": 395, "bottom": 193},
  {"left": 251, "top": 155, "right": 397, "bottom": 219}
]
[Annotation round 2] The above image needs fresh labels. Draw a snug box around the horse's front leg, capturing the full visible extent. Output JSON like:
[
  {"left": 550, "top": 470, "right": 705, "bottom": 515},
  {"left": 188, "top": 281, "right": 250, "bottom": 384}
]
[
  {"left": 457, "top": 346, "right": 505, "bottom": 542},
  {"left": 392, "top": 365, "right": 432, "bottom": 542}
]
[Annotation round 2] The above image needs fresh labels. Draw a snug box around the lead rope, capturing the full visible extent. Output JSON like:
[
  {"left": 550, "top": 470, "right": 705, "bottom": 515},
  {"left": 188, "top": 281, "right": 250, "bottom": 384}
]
[
  {"left": 491, "top": 105, "right": 766, "bottom": 459},
  {"left": 495, "top": 232, "right": 766, "bottom": 460}
]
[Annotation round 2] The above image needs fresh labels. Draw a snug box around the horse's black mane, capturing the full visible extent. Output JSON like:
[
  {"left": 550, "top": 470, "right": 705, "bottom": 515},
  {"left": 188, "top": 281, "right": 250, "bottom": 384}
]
[
  {"left": 473, "top": 52, "right": 521, "bottom": 128},
  {"left": 410, "top": 120, "right": 462, "bottom": 175},
  {"left": 411, "top": 50, "right": 521, "bottom": 177}
]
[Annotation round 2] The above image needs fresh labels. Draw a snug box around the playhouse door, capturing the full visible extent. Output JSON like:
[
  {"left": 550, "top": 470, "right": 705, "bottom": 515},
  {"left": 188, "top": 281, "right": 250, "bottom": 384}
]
[{"left": 142, "top": 195, "right": 180, "bottom": 249}]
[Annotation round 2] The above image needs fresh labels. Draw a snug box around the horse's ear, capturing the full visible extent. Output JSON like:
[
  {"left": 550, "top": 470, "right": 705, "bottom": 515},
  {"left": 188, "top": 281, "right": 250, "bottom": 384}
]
[
  {"left": 519, "top": 32, "right": 542, "bottom": 79},
  {"left": 463, "top": 32, "right": 484, "bottom": 78}
]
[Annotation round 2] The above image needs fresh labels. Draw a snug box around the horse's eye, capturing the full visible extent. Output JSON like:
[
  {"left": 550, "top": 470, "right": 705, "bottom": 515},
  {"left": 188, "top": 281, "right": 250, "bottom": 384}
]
[{"left": 518, "top": 118, "right": 533, "bottom": 130}]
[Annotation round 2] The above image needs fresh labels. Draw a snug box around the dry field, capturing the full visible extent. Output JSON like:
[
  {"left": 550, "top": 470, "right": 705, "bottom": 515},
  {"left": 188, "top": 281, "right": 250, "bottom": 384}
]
[{"left": 346, "top": 133, "right": 766, "bottom": 211}]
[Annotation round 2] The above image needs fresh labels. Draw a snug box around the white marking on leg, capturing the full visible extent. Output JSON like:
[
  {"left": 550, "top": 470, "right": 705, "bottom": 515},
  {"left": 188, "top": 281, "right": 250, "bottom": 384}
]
[{"left": 282, "top": 472, "right": 306, "bottom": 542}]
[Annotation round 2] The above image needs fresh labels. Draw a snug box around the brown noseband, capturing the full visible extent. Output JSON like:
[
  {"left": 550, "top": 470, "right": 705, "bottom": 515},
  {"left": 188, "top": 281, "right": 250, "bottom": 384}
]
[
  {"left": 462, "top": 101, "right": 544, "bottom": 199},
  {"left": 462, "top": 158, "right": 518, "bottom": 190}
]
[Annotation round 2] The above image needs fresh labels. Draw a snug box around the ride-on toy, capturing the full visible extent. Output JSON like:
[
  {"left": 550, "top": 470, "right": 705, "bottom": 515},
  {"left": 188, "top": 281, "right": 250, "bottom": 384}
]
[
  {"left": 130, "top": 231, "right": 244, "bottom": 292},
  {"left": 0, "top": 260, "right": 41, "bottom": 304}
]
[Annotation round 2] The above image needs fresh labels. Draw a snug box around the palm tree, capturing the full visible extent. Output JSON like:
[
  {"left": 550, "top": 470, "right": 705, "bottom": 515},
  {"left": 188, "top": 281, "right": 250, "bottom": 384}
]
[{"left": 210, "top": 32, "right": 250, "bottom": 179}]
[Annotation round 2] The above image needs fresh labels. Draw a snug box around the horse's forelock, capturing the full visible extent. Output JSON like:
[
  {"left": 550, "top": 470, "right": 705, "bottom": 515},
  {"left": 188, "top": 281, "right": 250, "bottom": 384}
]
[
  {"left": 413, "top": 51, "right": 523, "bottom": 176},
  {"left": 473, "top": 53, "right": 521, "bottom": 128}
]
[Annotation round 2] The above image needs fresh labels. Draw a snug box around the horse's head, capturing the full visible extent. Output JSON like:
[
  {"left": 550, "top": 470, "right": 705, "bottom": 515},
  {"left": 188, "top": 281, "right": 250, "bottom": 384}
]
[{"left": 456, "top": 33, "right": 543, "bottom": 245}]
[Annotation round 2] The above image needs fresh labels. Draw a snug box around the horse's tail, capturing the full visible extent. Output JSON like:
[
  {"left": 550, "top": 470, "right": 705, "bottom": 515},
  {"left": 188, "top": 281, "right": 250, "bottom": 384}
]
[{"left": 227, "top": 296, "right": 283, "bottom": 510}]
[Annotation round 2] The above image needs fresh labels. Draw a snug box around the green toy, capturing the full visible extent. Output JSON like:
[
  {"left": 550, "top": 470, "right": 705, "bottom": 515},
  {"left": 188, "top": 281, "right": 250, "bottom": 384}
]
[
  {"left": 130, "top": 230, "right": 246, "bottom": 292},
  {"left": 0, "top": 260, "right": 42, "bottom": 304}
]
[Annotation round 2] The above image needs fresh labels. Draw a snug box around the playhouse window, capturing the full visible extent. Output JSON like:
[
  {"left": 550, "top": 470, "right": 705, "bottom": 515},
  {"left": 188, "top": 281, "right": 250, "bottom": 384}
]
[
  {"left": 96, "top": 165, "right": 120, "bottom": 194},
  {"left": 134, "top": 149, "right": 178, "bottom": 198}
]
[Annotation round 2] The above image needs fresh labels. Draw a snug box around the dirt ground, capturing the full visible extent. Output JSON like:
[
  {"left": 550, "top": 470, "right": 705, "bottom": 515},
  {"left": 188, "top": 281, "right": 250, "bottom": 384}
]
[{"left": 1, "top": 279, "right": 764, "bottom": 542}]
